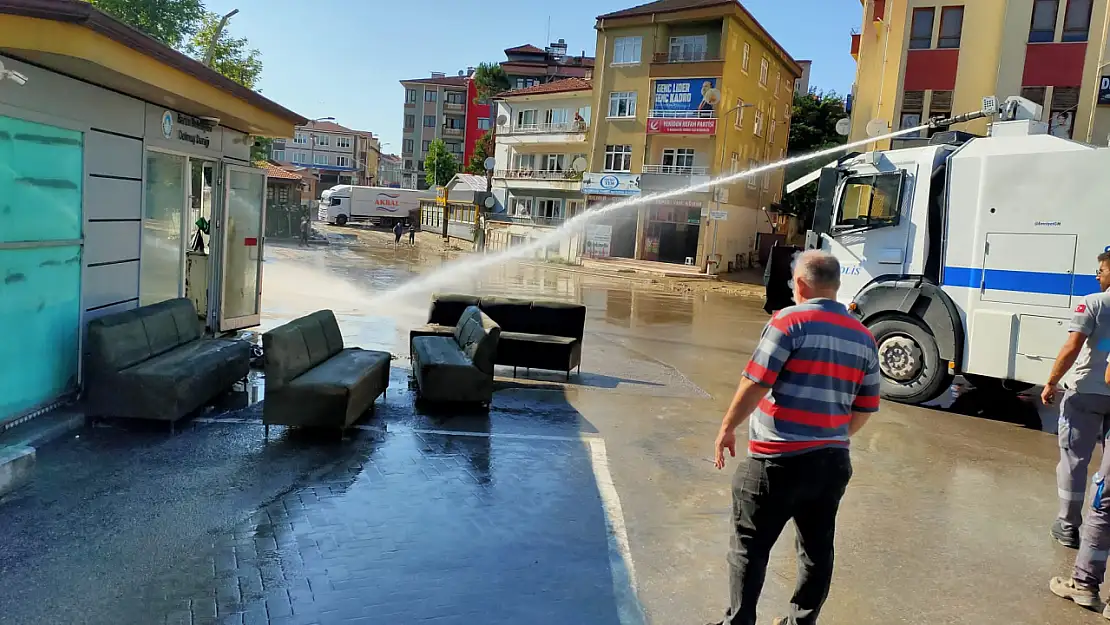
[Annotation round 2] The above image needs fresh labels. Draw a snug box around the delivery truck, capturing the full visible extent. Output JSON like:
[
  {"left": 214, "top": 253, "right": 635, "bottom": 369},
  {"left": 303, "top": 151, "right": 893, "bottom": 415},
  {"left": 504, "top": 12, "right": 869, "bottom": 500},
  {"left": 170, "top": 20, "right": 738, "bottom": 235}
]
[{"left": 317, "top": 185, "right": 431, "bottom": 227}]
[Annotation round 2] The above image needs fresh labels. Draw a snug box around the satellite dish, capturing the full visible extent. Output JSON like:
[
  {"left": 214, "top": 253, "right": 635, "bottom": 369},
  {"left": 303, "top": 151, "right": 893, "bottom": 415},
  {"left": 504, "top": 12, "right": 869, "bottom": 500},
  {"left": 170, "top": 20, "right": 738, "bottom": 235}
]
[
  {"left": 458, "top": 70, "right": 465, "bottom": 76},
  {"left": 483, "top": 195, "right": 496, "bottom": 209},
  {"left": 496, "top": 114, "right": 509, "bottom": 126},
  {"left": 865, "top": 118, "right": 889, "bottom": 138},
  {"left": 835, "top": 118, "right": 851, "bottom": 137},
  {"left": 483, "top": 156, "right": 496, "bottom": 171},
  {"left": 571, "top": 157, "right": 588, "bottom": 171}
]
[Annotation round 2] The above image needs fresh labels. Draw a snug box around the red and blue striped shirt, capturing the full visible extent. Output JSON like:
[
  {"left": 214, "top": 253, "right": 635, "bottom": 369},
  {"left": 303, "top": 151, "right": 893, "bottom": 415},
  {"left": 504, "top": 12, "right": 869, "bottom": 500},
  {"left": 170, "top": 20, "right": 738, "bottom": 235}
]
[{"left": 743, "top": 299, "right": 880, "bottom": 458}]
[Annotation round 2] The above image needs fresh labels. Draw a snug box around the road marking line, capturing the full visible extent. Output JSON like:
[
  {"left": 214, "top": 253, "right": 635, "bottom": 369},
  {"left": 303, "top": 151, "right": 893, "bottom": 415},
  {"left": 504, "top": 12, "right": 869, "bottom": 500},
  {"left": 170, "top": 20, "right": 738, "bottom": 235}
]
[{"left": 586, "top": 437, "right": 648, "bottom": 625}]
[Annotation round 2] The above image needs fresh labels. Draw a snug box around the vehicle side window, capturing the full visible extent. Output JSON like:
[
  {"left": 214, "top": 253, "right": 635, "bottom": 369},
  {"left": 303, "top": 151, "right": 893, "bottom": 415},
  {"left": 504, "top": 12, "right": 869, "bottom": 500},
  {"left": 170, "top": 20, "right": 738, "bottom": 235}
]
[
  {"left": 835, "top": 173, "right": 904, "bottom": 230},
  {"left": 330, "top": 197, "right": 341, "bottom": 206}
]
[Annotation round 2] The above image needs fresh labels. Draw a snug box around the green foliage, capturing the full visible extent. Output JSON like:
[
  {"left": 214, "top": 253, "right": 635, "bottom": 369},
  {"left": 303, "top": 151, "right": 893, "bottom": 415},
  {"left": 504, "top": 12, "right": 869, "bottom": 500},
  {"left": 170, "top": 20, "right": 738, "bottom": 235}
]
[
  {"left": 424, "top": 139, "right": 458, "bottom": 187},
  {"left": 472, "top": 62, "right": 510, "bottom": 104},
  {"left": 87, "top": 0, "right": 205, "bottom": 48},
  {"left": 778, "top": 91, "right": 849, "bottom": 227},
  {"left": 186, "top": 11, "right": 263, "bottom": 88},
  {"left": 251, "top": 136, "right": 273, "bottom": 163},
  {"left": 465, "top": 130, "right": 495, "bottom": 175}
]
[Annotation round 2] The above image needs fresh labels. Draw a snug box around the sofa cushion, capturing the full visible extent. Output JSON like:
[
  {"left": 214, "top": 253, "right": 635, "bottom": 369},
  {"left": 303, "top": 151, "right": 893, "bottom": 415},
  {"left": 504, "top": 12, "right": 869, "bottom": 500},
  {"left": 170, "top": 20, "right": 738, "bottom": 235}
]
[
  {"left": 290, "top": 348, "right": 389, "bottom": 394},
  {"left": 411, "top": 336, "right": 494, "bottom": 403},
  {"left": 524, "top": 302, "right": 586, "bottom": 339},
  {"left": 263, "top": 310, "right": 345, "bottom": 388},
  {"left": 453, "top": 306, "right": 501, "bottom": 375},
  {"left": 310, "top": 310, "right": 345, "bottom": 354},
  {"left": 477, "top": 297, "right": 533, "bottom": 332},
  {"left": 428, "top": 294, "right": 481, "bottom": 326},
  {"left": 118, "top": 338, "right": 250, "bottom": 418},
  {"left": 86, "top": 298, "right": 201, "bottom": 371}
]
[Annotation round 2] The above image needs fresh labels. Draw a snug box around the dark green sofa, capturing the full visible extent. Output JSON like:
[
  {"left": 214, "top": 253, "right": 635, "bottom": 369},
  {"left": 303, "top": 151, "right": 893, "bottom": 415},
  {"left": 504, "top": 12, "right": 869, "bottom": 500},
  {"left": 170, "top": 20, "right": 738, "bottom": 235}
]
[
  {"left": 410, "top": 306, "right": 500, "bottom": 404},
  {"left": 84, "top": 298, "right": 250, "bottom": 424},
  {"left": 262, "top": 310, "right": 390, "bottom": 434}
]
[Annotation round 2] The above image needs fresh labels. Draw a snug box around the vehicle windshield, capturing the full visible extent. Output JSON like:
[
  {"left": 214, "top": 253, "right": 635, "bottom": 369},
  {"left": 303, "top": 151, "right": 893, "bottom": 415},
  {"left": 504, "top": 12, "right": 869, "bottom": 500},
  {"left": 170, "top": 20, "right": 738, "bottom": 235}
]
[{"left": 835, "top": 173, "right": 903, "bottom": 230}]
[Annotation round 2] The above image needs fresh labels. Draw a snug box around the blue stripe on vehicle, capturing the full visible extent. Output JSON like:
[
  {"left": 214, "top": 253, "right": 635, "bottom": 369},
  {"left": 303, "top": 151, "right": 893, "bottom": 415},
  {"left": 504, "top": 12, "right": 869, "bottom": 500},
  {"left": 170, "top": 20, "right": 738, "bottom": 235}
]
[{"left": 943, "top": 266, "right": 1100, "bottom": 297}]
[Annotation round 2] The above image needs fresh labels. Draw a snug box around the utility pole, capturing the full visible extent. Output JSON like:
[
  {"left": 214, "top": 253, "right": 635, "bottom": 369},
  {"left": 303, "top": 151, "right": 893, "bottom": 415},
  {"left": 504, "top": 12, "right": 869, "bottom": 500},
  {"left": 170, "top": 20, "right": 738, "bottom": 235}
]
[{"left": 204, "top": 9, "right": 239, "bottom": 67}]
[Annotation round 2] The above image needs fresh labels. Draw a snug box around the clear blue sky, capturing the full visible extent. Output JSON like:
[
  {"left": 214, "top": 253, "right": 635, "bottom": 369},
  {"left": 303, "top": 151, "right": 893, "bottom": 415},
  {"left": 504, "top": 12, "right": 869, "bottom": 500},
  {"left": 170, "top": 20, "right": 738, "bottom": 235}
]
[{"left": 204, "top": 0, "right": 861, "bottom": 153}]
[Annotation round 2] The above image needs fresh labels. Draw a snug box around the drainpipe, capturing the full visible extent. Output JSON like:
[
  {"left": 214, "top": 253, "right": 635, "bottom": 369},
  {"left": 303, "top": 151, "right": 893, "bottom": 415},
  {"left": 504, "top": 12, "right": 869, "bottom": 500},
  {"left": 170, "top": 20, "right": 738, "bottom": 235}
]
[{"left": 1086, "top": 1, "right": 1110, "bottom": 143}]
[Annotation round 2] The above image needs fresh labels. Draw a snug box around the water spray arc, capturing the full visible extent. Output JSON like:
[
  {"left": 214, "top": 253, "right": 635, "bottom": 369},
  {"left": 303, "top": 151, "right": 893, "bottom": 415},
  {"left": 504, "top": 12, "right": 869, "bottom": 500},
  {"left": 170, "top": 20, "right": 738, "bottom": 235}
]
[{"left": 370, "top": 123, "right": 933, "bottom": 304}]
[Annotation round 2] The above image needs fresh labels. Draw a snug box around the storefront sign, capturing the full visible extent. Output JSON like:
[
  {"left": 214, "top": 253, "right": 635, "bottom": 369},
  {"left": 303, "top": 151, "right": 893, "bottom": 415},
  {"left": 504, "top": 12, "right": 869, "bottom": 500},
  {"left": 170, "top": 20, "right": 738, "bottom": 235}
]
[
  {"left": 585, "top": 225, "right": 612, "bottom": 258},
  {"left": 646, "top": 117, "right": 718, "bottom": 134},
  {"left": 162, "top": 109, "right": 214, "bottom": 148},
  {"left": 144, "top": 104, "right": 232, "bottom": 157},
  {"left": 1099, "top": 76, "right": 1110, "bottom": 105},
  {"left": 582, "top": 172, "right": 640, "bottom": 196},
  {"left": 709, "top": 210, "right": 728, "bottom": 221}
]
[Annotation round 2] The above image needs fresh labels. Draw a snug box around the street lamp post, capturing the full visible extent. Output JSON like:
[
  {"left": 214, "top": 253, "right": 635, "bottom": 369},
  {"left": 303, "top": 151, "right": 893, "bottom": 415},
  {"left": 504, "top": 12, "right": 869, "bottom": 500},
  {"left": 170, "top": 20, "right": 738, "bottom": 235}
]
[
  {"left": 204, "top": 9, "right": 240, "bottom": 67},
  {"left": 710, "top": 102, "right": 754, "bottom": 273}
]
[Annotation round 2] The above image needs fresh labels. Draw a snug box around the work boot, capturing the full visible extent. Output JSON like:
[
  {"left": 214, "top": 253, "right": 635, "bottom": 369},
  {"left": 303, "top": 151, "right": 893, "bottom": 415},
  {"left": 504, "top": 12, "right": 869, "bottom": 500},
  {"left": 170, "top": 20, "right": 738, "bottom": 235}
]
[
  {"left": 1052, "top": 519, "right": 1081, "bottom": 549},
  {"left": 1050, "top": 576, "right": 1100, "bottom": 609}
]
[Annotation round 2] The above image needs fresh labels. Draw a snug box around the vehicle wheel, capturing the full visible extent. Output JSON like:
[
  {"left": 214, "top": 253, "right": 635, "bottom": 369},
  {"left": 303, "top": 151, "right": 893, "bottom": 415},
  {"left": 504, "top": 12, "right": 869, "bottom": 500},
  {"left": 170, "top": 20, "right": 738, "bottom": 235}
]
[
  {"left": 962, "top": 374, "right": 1035, "bottom": 395},
  {"left": 868, "top": 316, "right": 953, "bottom": 405},
  {"left": 335, "top": 214, "right": 348, "bottom": 226}
]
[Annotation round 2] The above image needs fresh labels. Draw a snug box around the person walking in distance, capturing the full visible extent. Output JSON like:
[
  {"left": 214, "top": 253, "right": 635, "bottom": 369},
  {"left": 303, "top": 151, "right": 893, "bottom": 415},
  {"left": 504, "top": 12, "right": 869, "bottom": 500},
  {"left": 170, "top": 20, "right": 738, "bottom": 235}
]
[
  {"left": 1048, "top": 347, "right": 1110, "bottom": 616},
  {"left": 709, "top": 250, "right": 880, "bottom": 625},
  {"left": 392, "top": 221, "right": 404, "bottom": 246},
  {"left": 298, "top": 213, "right": 310, "bottom": 248},
  {"left": 1042, "top": 251, "right": 1110, "bottom": 550},
  {"left": 408, "top": 222, "right": 416, "bottom": 246}
]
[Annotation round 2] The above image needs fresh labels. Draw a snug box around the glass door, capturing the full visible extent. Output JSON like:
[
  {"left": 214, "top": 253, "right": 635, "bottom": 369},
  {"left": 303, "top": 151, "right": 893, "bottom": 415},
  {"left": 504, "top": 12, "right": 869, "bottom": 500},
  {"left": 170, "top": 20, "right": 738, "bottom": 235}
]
[{"left": 217, "top": 164, "right": 267, "bottom": 331}]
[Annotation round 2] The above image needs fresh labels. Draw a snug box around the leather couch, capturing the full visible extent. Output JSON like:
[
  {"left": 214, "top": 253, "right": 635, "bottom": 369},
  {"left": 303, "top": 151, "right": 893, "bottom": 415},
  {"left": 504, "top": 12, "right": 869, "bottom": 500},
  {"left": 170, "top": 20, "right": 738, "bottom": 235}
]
[
  {"left": 262, "top": 310, "right": 390, "bottom": 434},
  {"left": 411, "top": 306, "right": 500, "bottom": 404},
  {"left": 84, "top": 298, "right": 250, "bottom": 424},
  {"left": 409, "top": 294, "right": 586, "bottom": 379}
]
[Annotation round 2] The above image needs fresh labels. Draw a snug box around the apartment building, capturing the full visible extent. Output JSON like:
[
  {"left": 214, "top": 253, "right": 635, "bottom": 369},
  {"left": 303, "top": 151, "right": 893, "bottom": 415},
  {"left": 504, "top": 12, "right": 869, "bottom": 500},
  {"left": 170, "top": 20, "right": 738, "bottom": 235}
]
[
  {"left": 501, "top": 40, "right": 595, "bottom": 90},
  {"left": 586, "top": 0, "right": 801, "bottom": 270},
  {"left": 849, "top": 0, "right": 1110, "bottom": 148},
  {"left": 354, "top": 131, "right": 381, "bottom": 187},
  {"left": 487, "top": 78, "right": 592, "bottom": 260},
  {"left": 271, "top": 120, "right": 361, "bottom": 193},
  {"left": 378, "top": 153, "right": 403, "bottom": 188},
  {"left": 400, "top": 73, "right": 484, "bottom": 189}
]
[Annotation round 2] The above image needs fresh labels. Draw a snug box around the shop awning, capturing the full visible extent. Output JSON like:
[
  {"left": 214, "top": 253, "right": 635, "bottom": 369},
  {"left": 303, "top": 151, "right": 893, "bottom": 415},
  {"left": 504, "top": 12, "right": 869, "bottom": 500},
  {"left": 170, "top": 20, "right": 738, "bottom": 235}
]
[{"left": 0, "top": 0, "right": 306, "bottom": 137}]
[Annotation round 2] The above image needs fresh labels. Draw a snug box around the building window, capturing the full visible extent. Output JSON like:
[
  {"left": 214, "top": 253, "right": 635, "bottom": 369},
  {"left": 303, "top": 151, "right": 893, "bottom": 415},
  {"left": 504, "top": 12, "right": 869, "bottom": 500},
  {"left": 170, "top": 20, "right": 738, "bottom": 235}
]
[
  {"left": 734, "top": 98, "right": 746, "bottom": 129},
  {"left": 753, "top": 109, "right": 765, "bottom": 137},
  {"left": 1020, "top": 86, "right": 1047, "bottom": 106},
  {"left": 445, "top": 117, "right": 464, "bottom": 130},
  {"left": 748, "top": 159, "right": 759, "bottom": 189},
  {"left": 335, "top": 136, "right": 351, "bottom": 148},
  {"left": 769, "top": 118, "right": 778, "bottom": 142},
  {"left": 1050, "top": 86, "right": 1080, "bottom": 138},
  {"left": 511, "top": 196, "right": 533, "bottom": 216},
  {"left": 774, "top": 70, "right": 782, "bottom": 98},
  {"left": 512, "top": 153, "right": 535, "bottom": 171},
  {"left": 316, "top": 135, "right": 330, "bottom": 147},
  {"left": 336, "top": 156, "right": 351, "bottom": 168},
  {"left": 445, "top": 91, "right": 466, "bottom": 104},
  {"left": 1030, "top": 0, "right": 1060, "bottom": 43},
  {"left": 404, "top": 114, "right": 415, "bottom": 129},
  {"left": 314, "top": 154, "right": 329, "bottom": 166},
  {"left": 406, "top": 88, "right": 417, "bottom": 103},
  {"left": 478, "top": 118, "right": 491, "bottom": 130},
  {"left": 404, "top": 159, "right": 413, "bottom": 170},
  {"left": 730, "top": 152, "right": 739, "bottom": 174},
  {"left": 608, "top": 91, "right": 637, "bottom": 118},
  {"left": 926, "top": 90, "right": 954, "bottom": 137},
  {"left": 537, "top": 198, "right": 563, "bottom": 221},
  {"left": 909, "top": 7, "right": 935, "bottom": 49},
  {"left": 938, "top": 7, "right": 964, "bottom": 48},
  {"left": 613, "top": 36, "right": 642, "bottom": 65},
  {"left": 425, "top": 90, "right": 437, "bottom": 102},
  {"left": 1064, "top": 0, "right": 1093, "bottom": 41},
  {"left": 422, "top": 140, "right": 431, "bottom": 151},
  {"left": 403, "top": 139, "right": 414, "bottom": 153},
  {"left": 423, "top": 115, "right": 435, "bottom": 127},
  {"left": 542, "top": 154, "right": 565, "bottom": 171},
  {"left": 293, "top": 133, "right": 308, "bottom": 145},
  {"left": 669, "top": 35, "right": 708, "bottom": 62},
  {"left": 900, "top": 90, "right": 926, "bottom": 137},
  {"left": 742, "top": 42, "right": 751, "bottom": 73},
  {"left": 759, "top": 58, "right": 770, "bottom": 86},
  {"left": 661, "top": 148, "right": 695, "bottom": 173},
  {"left": 272, "top": 149, "right": 285, "bottom": 161},
  {"left": 604, "top": 145, "right": 633, "bottom": 172},
  {"left": 545, "top": 108, "right": 569, "bottom": 124},
  {"left": 514, "top": 78, "right": 539, "bottom": 89},
  {"left": 517, "top": 109, "right": 538, "bottom": 127}
]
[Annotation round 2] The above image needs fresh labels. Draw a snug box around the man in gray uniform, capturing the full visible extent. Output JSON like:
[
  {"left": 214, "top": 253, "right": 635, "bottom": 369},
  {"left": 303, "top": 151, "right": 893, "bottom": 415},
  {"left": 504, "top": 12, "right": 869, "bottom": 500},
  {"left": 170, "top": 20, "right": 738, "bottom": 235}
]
[{"left": 1042, "top": 251, "right": 1110, "bottom": 549}]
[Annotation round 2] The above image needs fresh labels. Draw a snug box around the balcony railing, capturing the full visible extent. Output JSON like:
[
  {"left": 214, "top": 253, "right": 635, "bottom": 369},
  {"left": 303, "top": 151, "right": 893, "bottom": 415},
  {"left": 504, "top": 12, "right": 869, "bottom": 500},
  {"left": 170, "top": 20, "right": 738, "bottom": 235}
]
[
  {"left": 652, "top": 50, "right": 721, "bottom": 63},
  {"left": 442, "top": 126, "right": 464, "bottom": 137},
  {"left": 647, "top": 110, "right": 716, "bottom": 119},
  {"left": 444, "top": 101, "right": 465, "bottom": 112},
  {"left": 494, "top": 169, "right": 584, "bottom": 181},
  {"left": 642, "top": 165, "right": 709, "bottom": 175},
  {"left": 502, "top": 121, "right": 589, "bottom": 135},
  {"left": 487, "top": 213, "right": 566, "bottom": 227}
]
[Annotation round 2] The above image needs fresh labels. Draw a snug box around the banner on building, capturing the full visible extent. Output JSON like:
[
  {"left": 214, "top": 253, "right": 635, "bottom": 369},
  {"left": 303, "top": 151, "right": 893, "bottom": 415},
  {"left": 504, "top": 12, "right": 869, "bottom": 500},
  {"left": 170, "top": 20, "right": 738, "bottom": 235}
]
[
  {"left": 649, "top": 77, "right": 720, "bottom": 134},
  {"left": 585, "top": 225, "right": 613, "bottom": 258},
  {"left": 647, "top": 118, "right": 718, "bottom": 134}
]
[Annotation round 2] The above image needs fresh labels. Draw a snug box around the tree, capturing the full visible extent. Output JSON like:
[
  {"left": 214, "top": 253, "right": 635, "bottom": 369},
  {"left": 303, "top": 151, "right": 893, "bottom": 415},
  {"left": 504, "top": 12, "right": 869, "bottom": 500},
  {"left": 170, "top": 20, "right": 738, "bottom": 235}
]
[
  {"left": 251, "top": 136, "right": 273, "bottom": 163},
  {"left": 186, "top": 11, "right": 263, "bottom": 89},
  {"left": 465, "top": 130, "right": 495, "bottom": 175},
  {"left": 424, "top": 139, "right": 458, "bottom": 187},
  {"left": 472, "top": 62, "right": 510, "bottom": 104},
  {"left": 777, "top": 91, "right": 848, "bottom": 228},
  {"left": 87, "top": 0, "right": 205, "bottom": 48}
]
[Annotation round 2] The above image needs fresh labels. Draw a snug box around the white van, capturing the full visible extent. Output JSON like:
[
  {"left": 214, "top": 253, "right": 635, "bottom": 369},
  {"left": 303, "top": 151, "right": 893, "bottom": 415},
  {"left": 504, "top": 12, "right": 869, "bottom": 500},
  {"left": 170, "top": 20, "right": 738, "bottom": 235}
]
[{"left": 318, "top": 185, "right": 431, "bottom": 226}]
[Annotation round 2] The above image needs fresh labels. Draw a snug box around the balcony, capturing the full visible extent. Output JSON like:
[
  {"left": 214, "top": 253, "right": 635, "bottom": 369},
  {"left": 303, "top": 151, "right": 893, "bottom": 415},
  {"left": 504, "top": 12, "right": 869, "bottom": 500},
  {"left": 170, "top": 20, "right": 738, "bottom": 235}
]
[
  {"left": 487, "top": 213, "right": 566, "bottom": 228},
  {"left": 850, "top": 31, "right": 861, "bottom": 60},
  {"left": 640, "top": 165, "right": 711, "bottom": 192},
  {"left": 652, "top": 50, "right": 721, "bottom": 64},
  {"left": 641, "top": 165, "right": 709, "bottom": 175},
  {"left": 442, "top": 126, "right": 464, "bottom": 138},
  {"left": 494, "top": 168, "right": 583, "bottom": 190},
  {"left": 444, "top": 101, "right": 465, "bottom": 112},
  {"left": 405, "top": 100, "right": 416, "bottom": 108},
  {"left": 501, "top": 121, "right": 588, "bottom": 136}
]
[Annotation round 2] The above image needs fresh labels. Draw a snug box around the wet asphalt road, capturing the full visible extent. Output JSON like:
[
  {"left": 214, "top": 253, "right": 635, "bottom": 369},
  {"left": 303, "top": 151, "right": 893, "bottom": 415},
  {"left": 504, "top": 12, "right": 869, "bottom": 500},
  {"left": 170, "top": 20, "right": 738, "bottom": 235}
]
[{"left": 0, "top": 232, "right": 1102, "bottom": 625}]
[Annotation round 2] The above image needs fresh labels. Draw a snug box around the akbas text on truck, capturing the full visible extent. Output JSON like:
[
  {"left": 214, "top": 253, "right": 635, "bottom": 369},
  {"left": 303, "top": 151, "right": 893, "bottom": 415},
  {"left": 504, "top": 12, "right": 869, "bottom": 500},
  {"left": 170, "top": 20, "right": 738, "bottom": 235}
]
[{"left": 767, "top": 96, "right": 1110, "bottom": 405}]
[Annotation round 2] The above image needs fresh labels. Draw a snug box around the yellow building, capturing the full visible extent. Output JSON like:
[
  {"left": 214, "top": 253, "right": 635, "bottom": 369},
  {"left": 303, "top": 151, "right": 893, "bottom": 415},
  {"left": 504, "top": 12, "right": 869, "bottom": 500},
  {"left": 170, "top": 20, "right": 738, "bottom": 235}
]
[
  {"left": 585, "top": 0, "right": 801, "bottom": 271},
  {"left": 849, "top": 0, "right": 1110, "bottom": 149}
]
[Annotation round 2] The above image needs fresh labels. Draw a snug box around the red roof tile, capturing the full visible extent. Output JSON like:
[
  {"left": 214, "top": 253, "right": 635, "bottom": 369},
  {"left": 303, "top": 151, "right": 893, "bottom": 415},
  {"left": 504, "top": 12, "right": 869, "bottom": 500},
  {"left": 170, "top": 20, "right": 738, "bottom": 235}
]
[
  {"left": 300, "top": 120, "right": 357, "bottom": 133},
  {"left": 505, "top": 44, "right": 546, "bottom": 54},
  {"left": 498, "top": 77, "right": 592, "bottom": 98},
  {"left": 598, "top": 0, "right": 733, "bottom": 19},
  {"left": 400, "top": 75, "right": 470, "bottom": 87},
  {"left": 259, "top": 162, "right": 303, "bottom": 181}
]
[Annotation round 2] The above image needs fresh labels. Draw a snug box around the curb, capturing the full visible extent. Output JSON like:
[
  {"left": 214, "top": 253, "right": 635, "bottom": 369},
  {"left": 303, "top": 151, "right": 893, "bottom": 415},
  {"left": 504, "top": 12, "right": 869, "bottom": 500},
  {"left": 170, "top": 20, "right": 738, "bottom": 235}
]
[
  {"left": 0, "top": 410, "right": 84, "bottom": 498},
  {"left": 0, "top": 446, "right": 34, "bottom": 498}
]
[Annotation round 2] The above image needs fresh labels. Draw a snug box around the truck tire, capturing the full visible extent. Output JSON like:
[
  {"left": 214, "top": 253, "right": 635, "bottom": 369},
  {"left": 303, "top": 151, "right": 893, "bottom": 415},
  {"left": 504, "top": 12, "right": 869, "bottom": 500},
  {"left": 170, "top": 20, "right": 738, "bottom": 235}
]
[
  {"left": 336, "top": 214, "right": 348, "bottom": 226},
  {"left": 868, "top": 316, "right": 952, "bottom": 405}
]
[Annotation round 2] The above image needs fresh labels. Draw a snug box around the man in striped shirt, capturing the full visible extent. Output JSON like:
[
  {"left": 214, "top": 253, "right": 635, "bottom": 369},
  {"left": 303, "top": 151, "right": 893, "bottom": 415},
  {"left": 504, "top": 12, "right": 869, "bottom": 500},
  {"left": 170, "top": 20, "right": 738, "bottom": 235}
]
[{"left": 710, "top": 250, "right": 880, "bottom": 625}]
